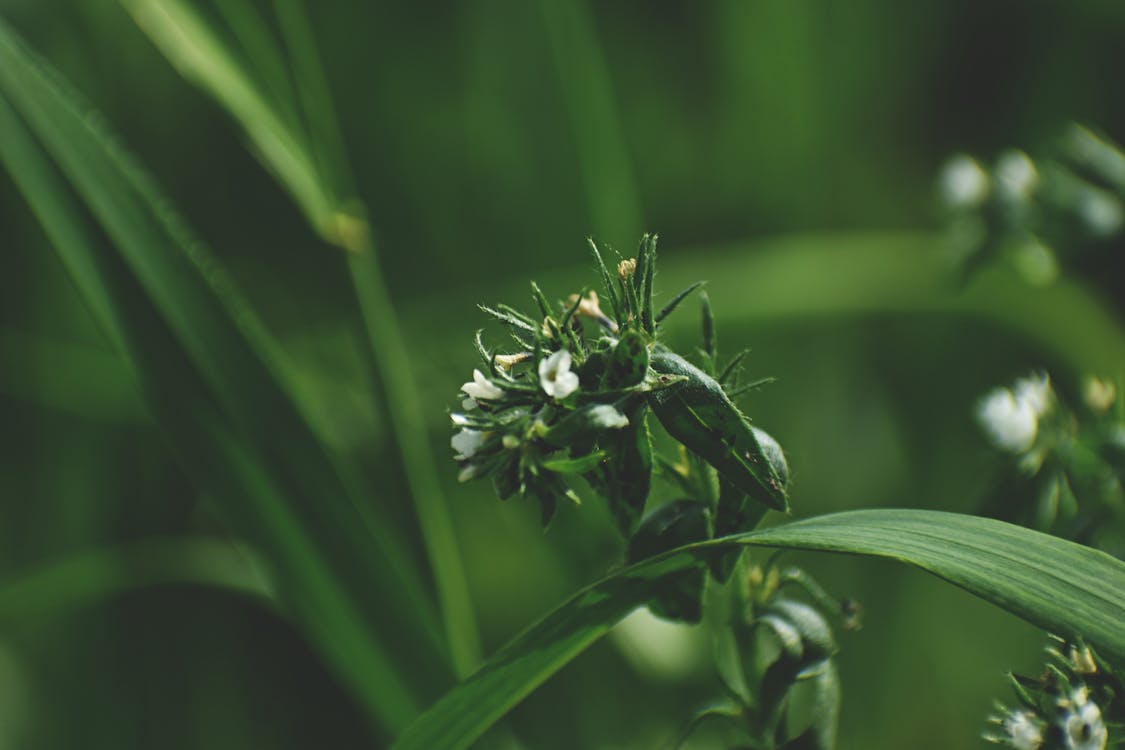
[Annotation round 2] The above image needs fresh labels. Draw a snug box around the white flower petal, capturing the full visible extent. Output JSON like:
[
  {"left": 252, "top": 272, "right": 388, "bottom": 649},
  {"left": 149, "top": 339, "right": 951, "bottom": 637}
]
[
  {"left": 996, "top": 150, "right": 1039, "bottom": 199},
  {"left": 1063, "top": 699, "right": 1107, "bottom": 750},
  {"left": 539, "top": 349, "right": 579, "bottom": 399},
  {"left": 977, "top": 387, "right": 1038, "bottom": 453},
  {"left": 1014, "top": 373, "right": 1051, "bottom": 416},
  {"left": 461, "top": 369, "right": 504, "bottom": 401},
  {"left": 450, "top": 413, "right": 471, "bottom": 427},
  {"left": 1002, "top": 711, "right": 1043, "bottom": 750},
  {"left": 451, "top": 429, "right": 486, "bottom": 460},
  {"left": 940, "top": 154, "right": 989, "bottom": 209}
]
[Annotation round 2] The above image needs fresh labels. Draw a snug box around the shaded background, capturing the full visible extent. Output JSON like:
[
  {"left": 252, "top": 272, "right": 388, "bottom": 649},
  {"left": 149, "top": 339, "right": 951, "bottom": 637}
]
[{"left": 2, "top": 1, "right": 1124, "bottom": 747}]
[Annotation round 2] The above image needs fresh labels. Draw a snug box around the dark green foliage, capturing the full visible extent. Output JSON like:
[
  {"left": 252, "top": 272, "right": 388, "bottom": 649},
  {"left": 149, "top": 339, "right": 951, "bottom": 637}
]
[
  {"left": 626, "top": 499, "right": 711, "bottom": 622},
  {"left": 648, "top": 348, "right": 789, "bottom": 512}
]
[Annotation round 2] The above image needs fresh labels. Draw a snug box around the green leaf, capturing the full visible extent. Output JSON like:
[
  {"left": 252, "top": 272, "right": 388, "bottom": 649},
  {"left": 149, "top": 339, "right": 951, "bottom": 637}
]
[
  {"left": 588, "top": 400, "right": 653, "bottom": 537},
  {"left": 648, "top": 348, "right": 788, "bottom": 512},
  {"left": 391, "top": 509, "right": 1125, "bottom": 750},
  {"left": 0, "top": 19, "right": 447, "bottom": 735},
  {"left": 655, "top": 280, "right": 705, "bottom": 325},
  {"left": 121, "top": 0, "right": 342, "bottom": 241},
  {"left": 541, "top": 451, "right": 606, "bottom": 475},
  {"left": 627, "top": 499, "right": 711, "bottom": 623}
]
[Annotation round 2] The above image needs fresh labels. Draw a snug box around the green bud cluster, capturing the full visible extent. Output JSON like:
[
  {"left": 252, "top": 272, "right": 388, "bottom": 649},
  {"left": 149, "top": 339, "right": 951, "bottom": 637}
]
[
  {"left": 451, "top": 235, "right": 790, "bottom": 616},
  {"left": 676, "top": 558, "right": 860, "bottom": 749}
]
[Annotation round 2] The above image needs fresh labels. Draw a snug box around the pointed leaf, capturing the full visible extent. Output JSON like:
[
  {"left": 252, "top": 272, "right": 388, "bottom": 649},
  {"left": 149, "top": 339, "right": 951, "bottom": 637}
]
[{"left": 391, "top": 510, "right": 1125, "bottom": 750}]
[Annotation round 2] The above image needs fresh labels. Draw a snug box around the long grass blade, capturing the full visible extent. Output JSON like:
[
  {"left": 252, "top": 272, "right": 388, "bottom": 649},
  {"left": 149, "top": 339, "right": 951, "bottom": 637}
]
[
  {"left": 0, "top": 21, "right": 448, "bottom": 734},
  {"left": 118, "top": 0, "right": 483, "bottom": 674},
  {"left": 0, "top": 538, "right": 273, "bottom": 622},
  {"left": 392, "top": 509, "right": 1125, "bottom": 750}
]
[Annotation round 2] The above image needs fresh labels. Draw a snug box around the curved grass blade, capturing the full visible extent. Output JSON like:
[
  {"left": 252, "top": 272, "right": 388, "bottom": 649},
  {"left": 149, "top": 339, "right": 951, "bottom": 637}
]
[
  {"left": 0, "top": 538, "right": 273, "bottom": 622},
  {"left": 0, "top": 20, "right": 449, "bottom": 733},
  {"left": 391, "top": 509, "right": 1125, "bottom": 750},
  {"left": 121, "top": 0, "right": 483, "bottom": 674}
]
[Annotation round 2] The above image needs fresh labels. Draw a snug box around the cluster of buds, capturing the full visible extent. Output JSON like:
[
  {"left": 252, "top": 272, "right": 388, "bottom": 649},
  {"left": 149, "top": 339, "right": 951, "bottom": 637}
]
[
  {"left": 676, "top": 557, "right": 860, "bottom": 749},
  {"left": 976, "top": 372, "right": 1125, "bottom": 555},
  {"left": 986, "top": 638, "right": 1120, "bottom": 750},
  {"left": 938, "top": 125, "right": 1125, "bottom": 286},
  {"left": 451, "top": 235, "right": 790, "bottom": 614}
]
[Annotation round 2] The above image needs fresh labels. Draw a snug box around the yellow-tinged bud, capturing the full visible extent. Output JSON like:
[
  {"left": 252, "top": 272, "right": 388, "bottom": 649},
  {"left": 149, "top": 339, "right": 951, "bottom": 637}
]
[
  {"left": 494, "top": 352, "right": 532, "bottom": 370},
  {"left": 1084, "top": 377, "right": 1116, "bottom": 413},
  {"left": 617, "top": 258, "right": 637, "bottom": 281}
]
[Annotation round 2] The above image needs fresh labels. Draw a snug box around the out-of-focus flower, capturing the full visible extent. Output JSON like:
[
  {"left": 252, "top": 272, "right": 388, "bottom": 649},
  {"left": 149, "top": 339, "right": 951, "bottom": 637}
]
[
  {"left": 979, "top": 388, "right": 1040, "bottom": 453},
  {"left": 978, "top": 374, "right": 1052, "bottom": 454},
  {"left": 1084, "top": 377, "right": 1117, "bottom": 413},
  {"left": 996, "top": 150, "right": 1040, "bottom": 199},
  {"left": 539, "top": 349, "right": 579, "bottom": 399},
  {"left": 940, "top": 154, "right": 990, "bottom": 208},
  {"left": 1015, "top": 373, "right": 1052, "bottom": 416},
  {"left": 451, "top": 429, "right": 487, "bottom": 460}
]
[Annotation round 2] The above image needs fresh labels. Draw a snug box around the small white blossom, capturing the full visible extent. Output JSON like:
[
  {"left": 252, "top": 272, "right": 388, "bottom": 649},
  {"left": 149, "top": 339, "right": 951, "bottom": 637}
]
[
  {"left": 978, "top": 387, "right": 1039, "bottom": 453},
  {"left": 1014, "top": 373, "right": 1052, "bottom": 417},
  {"left": 940, "top": 154, "right": 990, "bottom": 209},
  {"left": 539, "top": 349, "right": 580, "bottom": 399},
  {"left": 996, "top": 150, "right": 1039, "bottom": 199},
  {"left": 450, "top": 413, "right": 472, "bottom": 427},
  {"left": 461, "top": 369, "right": 504, "bottom": 402},
  {"left": 451, "top": 429, "right": 487, "bottom": 460},
  {"left": 1062, "top": 698, "right": 1107, "bottom": 750},
  {"left": 457, "top": 464, "right": 480, "bottom": 483},
  {"left": 1080, "top": 191, "right": 1124, "bottom": 238},
  {"left": 1084, "top": 377, "right": 1116, "bottom": 413},
  {"left": 587, "top": 404, "right": 629, "bottom": 429},
  {"left": 1002, "top": 711, "right": 1044, "bottom": 750}
]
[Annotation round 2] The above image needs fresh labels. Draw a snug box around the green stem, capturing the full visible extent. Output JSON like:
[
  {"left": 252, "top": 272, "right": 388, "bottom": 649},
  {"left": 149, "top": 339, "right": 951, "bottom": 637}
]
[{"left": 347, "top": 240, "right": 482, "bottom": 676}]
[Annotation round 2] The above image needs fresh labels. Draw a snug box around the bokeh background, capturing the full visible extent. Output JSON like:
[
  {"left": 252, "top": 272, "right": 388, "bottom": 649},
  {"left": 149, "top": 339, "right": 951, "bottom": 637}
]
[{"left": 2, "top": 1, "right": 1124, "bottom": 748}]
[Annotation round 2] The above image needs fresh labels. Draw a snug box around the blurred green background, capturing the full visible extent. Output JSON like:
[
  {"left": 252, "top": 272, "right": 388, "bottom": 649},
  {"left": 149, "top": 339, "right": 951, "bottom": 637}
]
[{"left": 2, "top": 1, "right": 1124, "bottom": 748}]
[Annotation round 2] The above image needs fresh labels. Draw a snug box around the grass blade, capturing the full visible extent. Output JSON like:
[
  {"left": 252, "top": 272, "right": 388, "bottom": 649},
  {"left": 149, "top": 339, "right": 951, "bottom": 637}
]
[
  {"left": 0, "top": 538, "right": 273, "bottom": 622},
  {"left": 0, "top": 20, "right": 448, "bottom": 734},
  {"left": 121, "top": 0, "right": 484, "bottom": 674},
  {"left": 392, "top": 509, "right": 1125, "bottom": 750}
]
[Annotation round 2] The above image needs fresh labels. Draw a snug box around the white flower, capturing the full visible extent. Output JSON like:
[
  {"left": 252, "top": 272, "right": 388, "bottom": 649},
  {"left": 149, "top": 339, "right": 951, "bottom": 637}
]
[
  {"left": 978, "top": 387, "right": 1039, "bottom": 453},
  {"left": 1014, "top": 372, "right": 1052, "bottom": 417},
  {"left": 1080, "top": 190, "right": 1124, "bottom": 237},
  {"left": 1062, "top": 699, "right": 1107, "bottom": 750},
  {"left": 539, "top": 349, "right": 579, "bottom": 399},
  {"left": 1002, "top": 711, "right": 1044, "bottom": 750},
  {"left": 461, "top": 369, "right": 504, "bottom": 402},
  {"left": 451, "top": 429, "right": 487, "bottom": 460},
  {"left": 1084, "top": 377, "right": 1116, "bottom": 413},
  {"left": 996, "top": 150, "right": 1039, "bottom": 199},
  {"left": 940, "top": 154, "right": 990, "bottom": 209},
  {"left": 587, "top": 404, "right": 629, "bottom": 429},
  {"left": 450, "top": 412, "right": 472, "bottom": 427}
]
